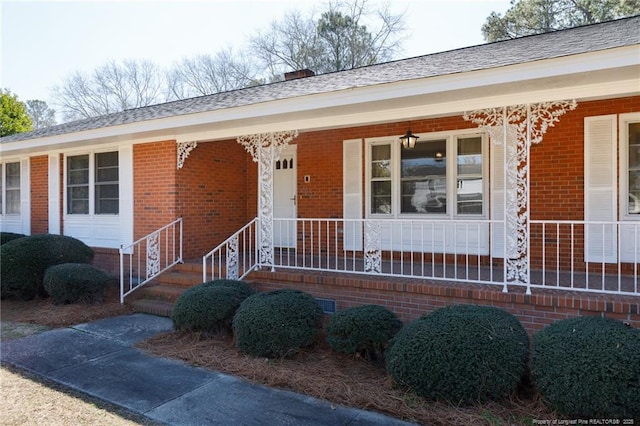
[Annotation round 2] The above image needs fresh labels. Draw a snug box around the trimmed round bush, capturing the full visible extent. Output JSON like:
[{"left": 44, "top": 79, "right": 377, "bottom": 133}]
[
  {"left": 172, "top": 284, "right": 251, "bottom": 333},
  {"left": 233, "top": 289, "right": 323, "bottom": 358},
  {"left": 1, "top": 234, "right": 94, "bottom": 300},
  {"left": 326, "top": 304, "right": 402, "bottom": 360},
  {"left": 200, "top": 279, "right": 255, "bottom": 299},
  {"left": 43, "top": 263, "right": 115, "bottom": 304},
  {"left": 0, "top": 232, "right": 25, "bottom": 245},
  {"left": 386, "top": 304, "right": 529, "bottom": 405},
  {"left": 532, "top": 316, "right": 640, "bottom": 418}
]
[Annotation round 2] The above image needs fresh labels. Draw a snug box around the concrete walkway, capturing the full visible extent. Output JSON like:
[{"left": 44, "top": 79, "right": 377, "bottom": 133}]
[{"left": 0, "top": 313, "right": 415, "bottom": 426}]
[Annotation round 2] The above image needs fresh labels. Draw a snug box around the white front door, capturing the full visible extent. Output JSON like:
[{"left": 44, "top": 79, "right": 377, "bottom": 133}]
[{"left": 273, "top": 146, "right": 297, "bottom": 248}]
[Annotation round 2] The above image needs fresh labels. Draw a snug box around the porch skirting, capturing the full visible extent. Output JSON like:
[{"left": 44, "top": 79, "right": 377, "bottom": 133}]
[{"left": 247, "top": 269, "right": 640, "bottom": 334}]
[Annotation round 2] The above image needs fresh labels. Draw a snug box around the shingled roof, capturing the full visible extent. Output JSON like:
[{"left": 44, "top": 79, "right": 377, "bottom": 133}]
[{"left": 2, "top": 16, "right": 638, "bottom": 144}]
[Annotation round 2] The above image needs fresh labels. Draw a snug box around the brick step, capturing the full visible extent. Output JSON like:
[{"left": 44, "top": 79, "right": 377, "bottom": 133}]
[
  {"left": 131, "top": 298, "right": 175, "bottom": 318},
  {"left": 135, "top": 284, "right": 188, "bottom": 303},
  {"left": 154, "top": 270, "right": 203, "bottom": 287}
]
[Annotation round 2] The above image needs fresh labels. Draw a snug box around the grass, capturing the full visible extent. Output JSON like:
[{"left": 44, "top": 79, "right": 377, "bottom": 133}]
[{"left": 1, "top": 283, "right": 557, "bottom": 426}]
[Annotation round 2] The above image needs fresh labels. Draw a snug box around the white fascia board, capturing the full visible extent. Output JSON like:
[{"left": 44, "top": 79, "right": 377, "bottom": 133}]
[{"left": 2, "top": 45, "right": 638, "bottom": 155}]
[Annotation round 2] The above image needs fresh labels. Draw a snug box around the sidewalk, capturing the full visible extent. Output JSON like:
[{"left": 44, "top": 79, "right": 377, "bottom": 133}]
[{"left": 0, "top": 313, "right": 416, "bottom": 426}]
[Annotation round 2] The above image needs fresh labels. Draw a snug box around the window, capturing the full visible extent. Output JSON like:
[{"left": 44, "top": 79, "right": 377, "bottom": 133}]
[
  {"left": 367, "top": 132, "right": 485, "bottom": 218},
  {"left": 627, "top": 122, "right": 640, "bottom": 215},
  {"left": 67, "top": 151, "right": 118, "bottom": 215},
  {"left": 1, "top": 162, "right": 21, "bottom": 215}
]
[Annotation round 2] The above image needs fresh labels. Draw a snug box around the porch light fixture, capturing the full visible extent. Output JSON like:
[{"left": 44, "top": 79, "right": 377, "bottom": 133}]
[{"left": 400, "top": 128, "right": 419, "bottom": 149}]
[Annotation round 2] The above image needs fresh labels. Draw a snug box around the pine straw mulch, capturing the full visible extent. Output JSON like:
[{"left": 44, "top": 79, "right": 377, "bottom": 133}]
[
  {"left": 1, "top": 283, "right": 134, "bottom": 329},
  {"left": 2, "top": 288, "right": 556, "bottom": 425},
  {"left": 137, "top": 329, "right": 556, "bottom": 426}
]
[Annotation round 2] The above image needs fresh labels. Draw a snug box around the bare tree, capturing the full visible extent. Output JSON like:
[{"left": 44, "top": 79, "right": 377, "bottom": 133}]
[
  {"left": 53, "top": 59, "right": 165, "bottom": 121},
  {"left": 482, "top": 0, "right": 640, "bottom": 42},
  {"left": 250, "top": 0, "right": 406, "bottom": 80},
  {"left": 25, "top": 99, "right": 56, "bottom": 129},
  {"left": 166, "top": 48, "right": 259, "bottom": 99}
]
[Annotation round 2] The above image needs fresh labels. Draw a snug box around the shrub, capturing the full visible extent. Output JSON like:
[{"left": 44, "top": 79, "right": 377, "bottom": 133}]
[
  {"left": 233, "top": 289, "right": 323, "bottom": 358},
  {"left": 1, "top": 234, "right": 94, "bottom": 300},
  {"left": 386, "top": 304, "right": 529, "bottom": 405},
  {"left": 532, "top": 316, "right": 640, "bottom": 418},
  {"left": 172, "top": 284, "right": 251, "bottom": 334},
  {"left": 0, "top": 232, "right": 25, "bottom": 245},
  {"left": 201, "top": 279, "right": 255, "bottom": 299},
  {"left": 43, "top": 263, "right": 115, "bottom": 304},
  {"left": 326, "top": 304, "right": 402, "bottom": 361}
]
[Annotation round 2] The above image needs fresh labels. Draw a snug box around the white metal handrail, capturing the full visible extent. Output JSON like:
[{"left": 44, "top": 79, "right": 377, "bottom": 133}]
[
  {"left": 119, "top": 217, "right": 183, "bottom": 303},
  {"left": 202, "top": 218, "right": 258, "bottom": 282},
  {"left": 268, "top": 218, "right": 639, "bottom": 296}
]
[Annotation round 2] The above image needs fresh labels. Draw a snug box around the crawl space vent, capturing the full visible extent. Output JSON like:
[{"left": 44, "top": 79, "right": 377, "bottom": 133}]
[{"left": 315, "top": 298, "right": 337, "bottom": 314}]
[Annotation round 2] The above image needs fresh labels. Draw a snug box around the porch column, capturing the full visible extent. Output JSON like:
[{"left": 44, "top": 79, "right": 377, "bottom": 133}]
[
  {"left": 238, "top": 130, "right": 299, "bottom": 270},
  {"left": 464, "top": 101, "right": 576, "bottom": 294}
]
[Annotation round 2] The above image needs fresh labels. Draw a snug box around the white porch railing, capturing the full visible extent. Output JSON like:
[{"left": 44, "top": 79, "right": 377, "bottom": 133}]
[
  {"left": 204, "top": 217, "right": 638, "bottom": 297},
  {"left": 270, "top": 218, "right": 639, "bottom": 296},
  {"left": 119, "top": 217, "right": 183, "bottom": 303},
  {"left": 202, "top": 218, "right": 259, "bottom": 282}
]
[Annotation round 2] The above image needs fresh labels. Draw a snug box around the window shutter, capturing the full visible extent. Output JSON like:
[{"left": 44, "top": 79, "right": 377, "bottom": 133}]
[
  {"left": 20, "top": 159, "right": 30, "bottom": 235},
  {"left": 343, "top": 139, "right": 363, "bottom": 251},
  {"left": 584, "top": 115, "right": 617, "bottom": 263},
  {"left": 119, "top": 145, "right": 134, "bottom": 250},
  {"left": 490, "top": 140, "right": 507, "bottom": 258},
  {"left": 48, "top": 154, "right": 60, "bottom": 234}
]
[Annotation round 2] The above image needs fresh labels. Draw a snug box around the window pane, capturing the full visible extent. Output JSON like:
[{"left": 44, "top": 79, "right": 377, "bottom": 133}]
[
  {"left": 95, "top": 183, "right": 119, "bottom": 214},
  {"left": 371, "top": 145, "right": 391, "bottom": 178},
  {"left": 6, "top": 190, "right": 20, "bottom": 214},
  {"left": 68, "top": 169, "right": 89, "bottom": 185},
  {"left": 457, "top": 137, "right": 483, "bottom": 215},
  {"left": 4, "top": 162, "right": 20, "bottom": 214},
  {"left": 96, "top": 167, "right": 118, "bottom": 182},
  {"left": 95, "top": 152, "right": 119, "bottom": 183},
  {"left": 371, "top": 181, "right": 391, "bottom": 214},
  {"left": 401, "top": 140, "right": 446, "bottom": 214},
  {"left": 68, "top": 155, "right": 89, "bottom": 170},
  {"left": 67, "top": 186, "right": 89, "bottom": 214},
  {"left": 629, "top": 123, "right": 640, "bottom": 215},
  {"left": 96, "top": 151, "right": 118, "bottom": 167}
]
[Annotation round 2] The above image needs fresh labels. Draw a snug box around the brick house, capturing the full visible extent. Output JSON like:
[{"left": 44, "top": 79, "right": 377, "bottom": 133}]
[{"left": 1, "top": 17, "right": 638, "bottom": 332}]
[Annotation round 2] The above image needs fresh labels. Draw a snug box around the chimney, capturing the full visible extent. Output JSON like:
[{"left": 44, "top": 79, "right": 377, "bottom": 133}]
[{"left": 284, "top": 69, "right": 315, "bottom": 81}]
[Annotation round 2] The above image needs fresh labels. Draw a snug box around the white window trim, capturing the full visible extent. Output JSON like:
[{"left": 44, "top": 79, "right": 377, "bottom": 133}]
[
  {"left": 364, "top": 129, "right": 488, "bottom": 220},
  {"left": 619, "top": 112, "right": 640, "bottom": 221},
  {"left": 64, "top": 149, "right": 120, "bottom": 217},
  {"left": 0, "top": 157, "right": 30, "bottom": 235}
]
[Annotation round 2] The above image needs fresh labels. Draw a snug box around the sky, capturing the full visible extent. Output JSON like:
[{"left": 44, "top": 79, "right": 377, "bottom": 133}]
[{"left": 1, "top": 0, "right": 511, "bottom": 108}]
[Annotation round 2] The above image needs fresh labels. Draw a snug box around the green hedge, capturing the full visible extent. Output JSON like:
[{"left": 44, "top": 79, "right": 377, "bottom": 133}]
[
  {"left": 200, "top": 279, "right": 255, "bottom": 299},
  {"left": 1, "top": 234, "right": 94, "bottom": 300},
  {"left": 532, "top": 316, "right": 640, "bottom": 418},
  {"left": 43, "top": 263, "right": 115, "bottom": 304},
  {"left": 326, "top": 304, "right": 402, "bottom": 361},
  {"left": 233, "top": 289, "right": 323, "bottom": 358},
  {"left": 386, "top": 304, "right": 529, "bottom": 405},
  {"left": 172, "top": 283, "right": 252, "bottom": 334},
  {"left": 0, "top": 232, "right": 25, "bottom": 245}
]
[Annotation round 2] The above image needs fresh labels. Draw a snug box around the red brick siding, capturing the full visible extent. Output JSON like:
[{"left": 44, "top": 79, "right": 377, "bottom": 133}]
[
  {"left": 133, "top": 141, "right": 179, "bottom": 239},
  {"left": 175, "top": 140, "right": 252, "bottom": 259},
  {"left": 249, "top": 269, "right": 640, "bottom": 335},
  {"left": 30, "top": 156, "right": 48, "bottom": 234}
]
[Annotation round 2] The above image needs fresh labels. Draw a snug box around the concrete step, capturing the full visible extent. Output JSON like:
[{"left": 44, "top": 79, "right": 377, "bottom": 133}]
[{"left": 131, "top": 298, "right": 175, "bottom": 318}]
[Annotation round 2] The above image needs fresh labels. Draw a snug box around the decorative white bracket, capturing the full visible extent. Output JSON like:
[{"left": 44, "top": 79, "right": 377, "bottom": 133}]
[
  {"left": 177, "top": 141, "right": 198, "bottom": 169},
  {"left": 464, "top": 100, "right": 577, "bottom": 294},
  {"left": 238, "top": 130, "right": 299, "bottom": 269}
]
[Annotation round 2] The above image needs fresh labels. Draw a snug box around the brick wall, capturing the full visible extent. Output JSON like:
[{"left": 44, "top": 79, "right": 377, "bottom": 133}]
[
  {"left": 175, "top": 140, "right": 252, "bottom": 259},
  {"left": 249, "top": 269, "right": 640, "bottom": 335},
  {"left": 30, "top": 155, "right": 48, "bottom": 234},
  {"left": 133, "top": 141, "right": 179, "bottom": 238}
]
